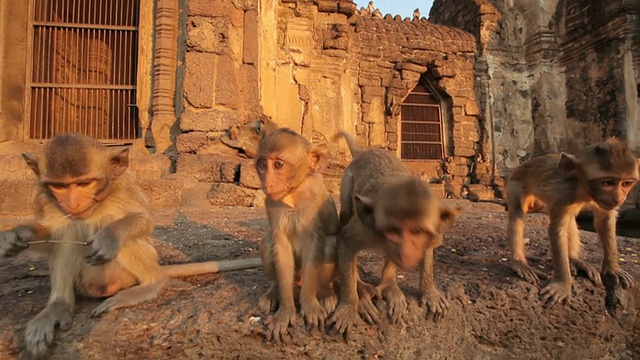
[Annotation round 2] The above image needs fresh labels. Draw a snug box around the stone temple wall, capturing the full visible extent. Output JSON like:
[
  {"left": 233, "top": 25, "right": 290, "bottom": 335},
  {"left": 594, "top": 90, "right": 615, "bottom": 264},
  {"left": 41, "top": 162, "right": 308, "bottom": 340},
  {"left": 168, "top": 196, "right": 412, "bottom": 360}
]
[
  {"left": 172, "top": 0, "right": 489, "bottom": 205},
  {"left": 430, "top": 0, "right": 640, "bottom": 195}
]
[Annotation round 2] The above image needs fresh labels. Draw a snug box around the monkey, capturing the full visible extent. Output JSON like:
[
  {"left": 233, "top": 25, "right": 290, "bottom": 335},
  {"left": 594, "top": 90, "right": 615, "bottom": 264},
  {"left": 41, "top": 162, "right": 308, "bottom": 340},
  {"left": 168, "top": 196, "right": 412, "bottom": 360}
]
[
  {"left": 219, "top": 115, "right": 278, "bottom": 158},
  {"left": 328, "top": 131, "right": 460, "bottom": 336},
  {"left": 460, "top": 184, "right": 480, "bottom": 202},
  {"left": 254, "top": 127, "right": 341, "bottom": 343},
  {"left": 506, "top": 137, "right": 639, "bottom": 307},
  {"left": 412, "top": 8, "right": 420, "bottom": 21},
  {"left": 0, "top": 133, "right": 262, "bottom": 359}
]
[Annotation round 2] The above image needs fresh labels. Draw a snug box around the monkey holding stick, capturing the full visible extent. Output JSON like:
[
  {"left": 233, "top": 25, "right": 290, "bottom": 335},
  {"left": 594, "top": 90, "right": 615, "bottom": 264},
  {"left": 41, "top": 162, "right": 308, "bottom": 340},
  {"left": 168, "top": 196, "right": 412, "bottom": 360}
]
[
  {"left": 0, "top": 133, "right": 261, "bottom": 359},
  {"left": 329, "top": 132, "right": 460, "bottom": 336},
  {"left": 506, "top": 137, "right": 638, "bottom": 307}
]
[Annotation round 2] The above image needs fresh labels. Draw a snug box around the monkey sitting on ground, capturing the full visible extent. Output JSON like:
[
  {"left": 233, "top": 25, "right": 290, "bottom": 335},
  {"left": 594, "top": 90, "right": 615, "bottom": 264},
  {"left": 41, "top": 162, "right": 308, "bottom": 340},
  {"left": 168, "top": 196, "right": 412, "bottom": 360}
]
[
  {"left": 255, "top": 128, "right": 343, "bottom": 342},
  {"left": 0, "top": 133, "right": 262, "bottom": 359},
  {"left": 506, "top": 137, "right": 638, "bottom": 307},
  {"left": 328, "top": 132, "right": 460, "bottom": 336}
]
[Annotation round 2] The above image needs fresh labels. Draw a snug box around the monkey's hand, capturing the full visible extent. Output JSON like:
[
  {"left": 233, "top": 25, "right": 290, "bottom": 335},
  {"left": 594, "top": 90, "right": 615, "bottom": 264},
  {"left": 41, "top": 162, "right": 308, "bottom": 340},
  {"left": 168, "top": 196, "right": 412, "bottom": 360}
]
[
  {"left": 539, "top": 280, "right": 571, "bottom": 307},
  {"left": 85, "top": 227, "right": 120, "bottom": 265},
  {"left": 357, "top": 280, "right": 380, "bottom": 324},
  {"left": 0, "top": 228, "right": 32, "bottom": 257},
  {"left": 601, "top": 266, "right": 634, "bottom": 290},
  {"left": 420, "top": 287, "right": 450, "bottom": 322},
  {"left": 258, "top": 284, "right": 279, "bottom": 313},
  {"left": 571, "top": 258, "right": 602, "bottom": 287},
  {"left": 22, "top": 301, "right": 73, "bottom": 359},
  {"left": 300, "top": 298, "right": 328, "bottom": 331},
  {"left": 264, "top": 306, "right": 298, "bottom": 344},
  {"left": 378, "top": 282, "right": 407, "bottom": 324},
  {"left": 328, "top": 303, "right": 360, "bottom": 339}
]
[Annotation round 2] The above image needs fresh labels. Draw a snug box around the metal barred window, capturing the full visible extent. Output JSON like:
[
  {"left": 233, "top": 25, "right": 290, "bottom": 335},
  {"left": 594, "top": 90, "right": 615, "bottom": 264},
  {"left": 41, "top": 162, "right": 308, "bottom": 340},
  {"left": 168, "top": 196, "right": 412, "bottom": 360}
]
[
  {"left": 400, "top": 83, "right": 444, "bottom": 160},
  {"left": 27, "top": 0, "right": 140, "bottom": 140}
]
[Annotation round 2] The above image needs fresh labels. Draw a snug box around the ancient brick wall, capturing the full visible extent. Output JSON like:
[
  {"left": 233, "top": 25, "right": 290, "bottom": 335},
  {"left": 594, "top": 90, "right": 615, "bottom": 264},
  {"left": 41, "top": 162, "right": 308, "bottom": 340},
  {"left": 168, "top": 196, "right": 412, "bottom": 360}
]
[
  {"left": 173, "top": 0, "right": 488, "bottom": 205},
  {"left": 431, "top": 0, "right": 639, "bottom": 195}
]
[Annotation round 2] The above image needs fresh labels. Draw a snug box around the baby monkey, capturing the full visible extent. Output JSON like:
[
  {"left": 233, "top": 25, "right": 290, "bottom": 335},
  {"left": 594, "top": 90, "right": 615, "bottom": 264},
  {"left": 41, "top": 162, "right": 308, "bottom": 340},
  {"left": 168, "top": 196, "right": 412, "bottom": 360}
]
[
  {"left": 506, "top": 137, "right": 639, "bottom": 307},
  {"left": 0, "top": 133, "right": 261, "bottom": 359},
  {"left": 329, "top": 132, "right": 460, "bottom": 336},
  {"left": 255, "top": 128, "right": 340, "bottom": 343}
]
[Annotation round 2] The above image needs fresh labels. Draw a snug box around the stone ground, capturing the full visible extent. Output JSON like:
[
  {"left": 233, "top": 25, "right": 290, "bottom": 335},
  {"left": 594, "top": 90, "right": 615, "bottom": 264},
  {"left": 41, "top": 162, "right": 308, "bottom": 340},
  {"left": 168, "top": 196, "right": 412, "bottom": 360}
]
[{"left": 0, "top": 200, "right": 639, "bottom": 359}]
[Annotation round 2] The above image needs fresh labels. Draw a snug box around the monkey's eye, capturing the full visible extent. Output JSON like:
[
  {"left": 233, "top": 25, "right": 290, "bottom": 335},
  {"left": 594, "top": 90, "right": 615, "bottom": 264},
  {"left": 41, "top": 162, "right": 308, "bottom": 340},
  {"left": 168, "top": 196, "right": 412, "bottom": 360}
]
[
  {"left": 408, "top": 227, "right": 423, "bottom": 236},
  {"left": 622, "top": 180, "right": 636, "bottom": 188},
  {"left": 601, "top": 179, "right": 615, "bottom": 187},
  {"left": 76, "top": 181, "right": 94, "bottom": 188},
  {"left": 48, "top": 184, "right": 68, "bottom": 191},
  {"left": 256, "top": 160, "right": 267, "bottom": 170},
  {"left": 274, "top": 160, "right": 285, "bottom": 169}
]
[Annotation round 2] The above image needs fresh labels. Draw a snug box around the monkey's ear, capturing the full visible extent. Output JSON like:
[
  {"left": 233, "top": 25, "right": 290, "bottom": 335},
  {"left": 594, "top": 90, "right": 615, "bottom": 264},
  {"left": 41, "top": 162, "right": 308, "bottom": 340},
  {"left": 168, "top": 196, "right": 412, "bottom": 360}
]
[
  {"left": 21, "top": 153, "right": 40, "bottom": 176},
  {"left": 354, "top": 194, "right": 376, "bottom": 229},
  {"left": 308, "top": 143, "right": 329, "bottom": 173},
  {"left": 109, "top": 147, "right": 130, "bottom": 177},
  {"left": 558, "top": 153, "right": 579, "bottom": 174}
]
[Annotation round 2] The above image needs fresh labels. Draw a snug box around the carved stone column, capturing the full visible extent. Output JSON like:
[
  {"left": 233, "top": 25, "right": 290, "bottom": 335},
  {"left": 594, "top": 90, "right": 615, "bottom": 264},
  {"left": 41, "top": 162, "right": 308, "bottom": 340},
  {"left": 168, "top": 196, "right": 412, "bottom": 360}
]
[{"left": 151, "top": 0, "right": 179, "bottom": 153}]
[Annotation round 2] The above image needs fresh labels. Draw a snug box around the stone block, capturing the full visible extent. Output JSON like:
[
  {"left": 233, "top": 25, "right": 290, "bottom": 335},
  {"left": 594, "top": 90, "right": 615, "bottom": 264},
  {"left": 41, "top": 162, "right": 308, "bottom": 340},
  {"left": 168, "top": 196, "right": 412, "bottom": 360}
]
[
  {"left": 176, "top": 132, "right": 208, "bottom": 153},
  {"left": 129, "top": 153, "right": 171, "bottom": 181},
  {"left": 215, "top": 55, "right": 239, "bottom": 109},
  {"left": 181, "top": 182, "right": 215, "bottom": 209},
  {"left": 137, "top": 178, "right": 184, "bottom": 210},
  {"left": 219, "top": 160, "right": 240, "bottom": 182},
  {"left": 0, "top": 154, "right": 35, "bottom": 180},
  {"left": 186, "top": 17, "right": 228, "bottom": 54},
  {"left": 243, "top": 10, "right": 258, "bottom": 65},
  {"left": 180, "top": 107, "right": 239, "bottom": 132},
  {"left": 251, "top": 189, "right": 266, "bottom": 208},
  {"left": 207, "top": 182, "right": 256, "bottom": 206},
  {"left": 176, "top": 153, "right": 220, "bottom": 182},
  {"left": 189, "top": 0, "right": 233, "bottom": 17},
  {"left": 337, "top": 1, "right": 356, "bottom": 16},
  {"left": 465, "top": 98, "right": 480, "bottom": 116},
  {"left": 184, "top": 52, "right": 217, "bottom": 108},
  {"left": 317, "top": 0, "right": 338, "bottom": 13},
  {"left": 239, "top": 159, "right": 261, "bottom": 189},
  {"left": 0, "top": 180, "right": 36, "bottom": 215}
]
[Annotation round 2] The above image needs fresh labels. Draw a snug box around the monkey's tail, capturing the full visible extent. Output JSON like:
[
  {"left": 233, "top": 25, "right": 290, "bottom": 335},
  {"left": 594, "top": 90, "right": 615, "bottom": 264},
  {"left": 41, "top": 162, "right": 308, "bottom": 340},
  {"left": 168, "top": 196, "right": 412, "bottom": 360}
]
[
  {"left": 161, "top": 257, "right": 262, "bottom": 278},
  {"left": 333, "top": 131, "right": 361, "bottom": 157}
]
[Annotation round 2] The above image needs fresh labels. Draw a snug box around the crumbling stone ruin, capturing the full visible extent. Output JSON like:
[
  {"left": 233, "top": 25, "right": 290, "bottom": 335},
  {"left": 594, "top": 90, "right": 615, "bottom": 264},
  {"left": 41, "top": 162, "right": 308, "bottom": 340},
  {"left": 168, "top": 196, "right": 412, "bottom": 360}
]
[{"left": 0, "top": 0, "right": 637, "bottom": 211}]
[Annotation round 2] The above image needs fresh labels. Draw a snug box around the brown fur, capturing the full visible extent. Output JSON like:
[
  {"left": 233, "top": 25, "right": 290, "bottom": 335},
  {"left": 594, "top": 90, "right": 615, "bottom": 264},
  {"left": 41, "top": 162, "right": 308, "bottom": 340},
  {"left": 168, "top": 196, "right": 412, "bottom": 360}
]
[
  {"left": 255, "top": 128, "right": 341, "bottom": 343},
  {"left": 1, "top": 133, "right": 261, "bottom": 359},
  {"left": 506, "top": 137, "right": 639, "bottom": 307},
  {"left": 328, "top": 132, "right": 460, "bottom": 337},
  {"left": 220, "top": 115, "right": 278, "bottom": 158}
]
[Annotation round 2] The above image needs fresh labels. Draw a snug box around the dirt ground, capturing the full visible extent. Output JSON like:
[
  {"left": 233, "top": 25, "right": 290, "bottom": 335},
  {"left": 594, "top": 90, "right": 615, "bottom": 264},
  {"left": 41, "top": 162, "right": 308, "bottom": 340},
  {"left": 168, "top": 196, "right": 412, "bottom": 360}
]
[{"left": 1, "top": 200, "right": 639, "bottom": 359}]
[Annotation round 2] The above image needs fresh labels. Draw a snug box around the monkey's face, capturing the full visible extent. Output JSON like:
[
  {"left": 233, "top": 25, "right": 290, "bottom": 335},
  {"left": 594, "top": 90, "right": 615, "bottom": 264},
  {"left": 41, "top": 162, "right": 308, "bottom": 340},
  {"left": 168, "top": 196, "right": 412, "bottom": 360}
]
[
  {"left": 256, "top": 157, "right": 300, "bottom": 201},
  {"left": 587, "top": 177, "right": 637, "bottom": 210},
  {"left": 381, "top": 219, "right": 437, "bottom": 269},
  {"left": 46, "top": 177, "right": 105, "bottom": 218}
]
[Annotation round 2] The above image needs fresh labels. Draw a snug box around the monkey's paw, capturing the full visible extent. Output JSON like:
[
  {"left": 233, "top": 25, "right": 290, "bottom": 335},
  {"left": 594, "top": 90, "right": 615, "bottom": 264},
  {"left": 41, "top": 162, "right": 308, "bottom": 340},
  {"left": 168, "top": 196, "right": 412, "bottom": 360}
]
[
  {"left": 319, "top": 289, "right": 338, "bottom": 313},
  {"left": 85, "top": 227, "right": 120, "bottom": 265},
  {"left": 358, "top": 294, "right": 380, "bottom": 324},
  {"left": 0, "top": 228, "right": 31, "bottom": 258},
  {"left": 328, "top": 304, "right": 360, "bottom": 338},
  {"left": 264, "top": 307, "right": 298, "bottom": 344},
  {"left": 22, "top": 302, "right": 73, "bottom": 359},
  {"left": 601, "top": 267, "right": 634, "bottom": 290},
  {"left": 539, "top": 280, "right": 571, "bottom": 307},
  {"left": 380, "top": 284, "right": 407, "bottom": 324},
  {"left": 512, "top": 260, "right": 545, "bottom": 285},
  {"left": 571, "top": 258, "right": 602, "bottom": 287},
  {"left": 420, "top": 288, "right": 450, "bottom": 322},
  {"left": 300, "top": 299, "right": 328, "bottom": 330}
]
